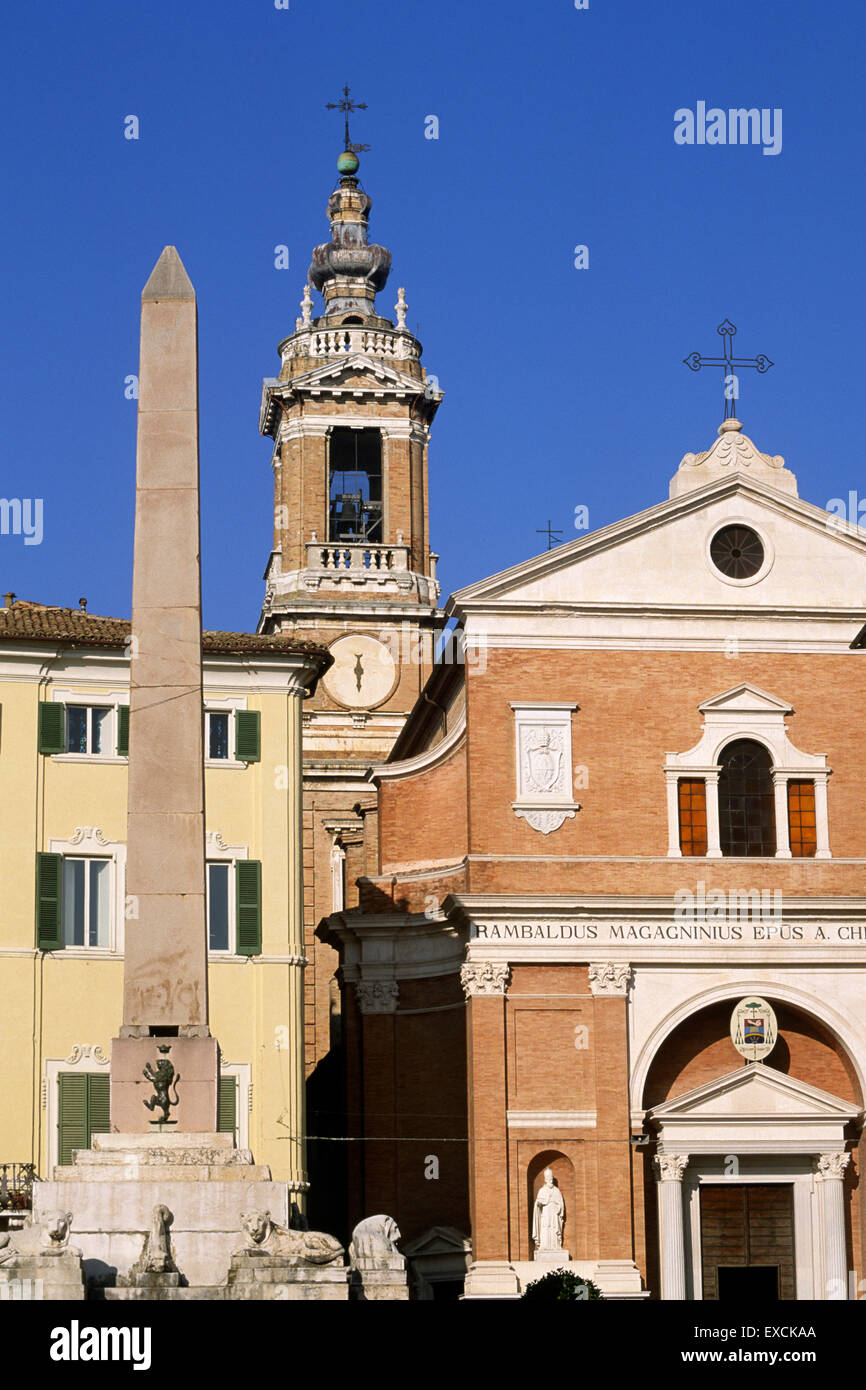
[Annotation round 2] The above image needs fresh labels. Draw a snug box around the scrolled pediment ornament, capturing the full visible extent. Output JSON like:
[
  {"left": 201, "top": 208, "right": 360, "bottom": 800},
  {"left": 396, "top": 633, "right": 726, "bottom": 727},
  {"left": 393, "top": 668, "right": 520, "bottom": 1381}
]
[
  {"left": 69, "top": 827, "right": 110, "bottom": 847},
  {"left": 515, "top": 807, "right": 577, "bottom": 835},
  {"left": 65, "top": 1044, "right": 110, "bottom": 1066}
]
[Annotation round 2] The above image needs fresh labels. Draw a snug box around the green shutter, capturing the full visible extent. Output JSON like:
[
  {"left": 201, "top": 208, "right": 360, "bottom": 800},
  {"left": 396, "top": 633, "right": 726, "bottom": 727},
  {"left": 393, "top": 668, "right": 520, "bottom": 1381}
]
[
  {"left": 88, "top": 1074, "right": 111, "bottom": 1140},
  {"left": 36, "top": 852, "right": 64, "bottom": 951},
  {"left": 38, "top": 702, "right": 65, "bottom": 754},
  {"left": 235, "top": 860, "right": 262, "bottom": 956},
  {"left": 235, "top": 710, "right": 260, "bottom": 763},
  {"left": 57, "top": 1073, "right": 88, "bottom": 1165},
  {"left": 218, "top": 1076, "right": 238, "bottom": 1140},
  {"left": 58, "top": 1073, "right": 110, "bottom": 1164},
  {"left": 117, "top": 705, "right": 129, "bottom": 756}
]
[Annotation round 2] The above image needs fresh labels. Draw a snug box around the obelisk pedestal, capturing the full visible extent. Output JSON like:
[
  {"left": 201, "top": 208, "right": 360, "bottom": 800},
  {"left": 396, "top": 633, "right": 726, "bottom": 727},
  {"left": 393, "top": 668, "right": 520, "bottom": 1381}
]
[{"left": 108, "top": 246, "right": 217, "bottom": 1133}]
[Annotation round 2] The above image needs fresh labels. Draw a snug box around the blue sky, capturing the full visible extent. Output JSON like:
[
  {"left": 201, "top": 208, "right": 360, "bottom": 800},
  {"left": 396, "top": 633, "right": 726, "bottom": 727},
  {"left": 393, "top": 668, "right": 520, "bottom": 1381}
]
[{"left": 2, "top": 0, "right": 865, "bottom": 630}]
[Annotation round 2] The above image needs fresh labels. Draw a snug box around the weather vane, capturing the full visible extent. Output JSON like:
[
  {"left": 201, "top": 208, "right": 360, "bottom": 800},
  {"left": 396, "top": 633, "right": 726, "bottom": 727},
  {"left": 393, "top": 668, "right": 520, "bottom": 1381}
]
[
  {"left": 326, "top": 85, "right": 371, "bottom": 155},
  {"left": 683, "top": 320, "right": 773, "bottom": 419},
  {"left": 536, "top": 521, "right": 563, "bottom": 551}
]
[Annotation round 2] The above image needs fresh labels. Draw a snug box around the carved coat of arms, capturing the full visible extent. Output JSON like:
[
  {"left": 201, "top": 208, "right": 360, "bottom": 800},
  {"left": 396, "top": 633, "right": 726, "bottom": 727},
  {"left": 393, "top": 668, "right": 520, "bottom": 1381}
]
[{"left": 525, "top": 730, "right": 563, "bottom": 795}]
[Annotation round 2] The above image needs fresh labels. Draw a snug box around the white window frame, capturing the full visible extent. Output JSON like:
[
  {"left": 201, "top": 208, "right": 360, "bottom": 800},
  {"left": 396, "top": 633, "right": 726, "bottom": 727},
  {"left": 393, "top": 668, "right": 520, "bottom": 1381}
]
[
  {"left": 204, "top": 697, "right": 248, "bottom": 769},
  {"left": 48, "top": 828, "right": 126, "bottom": 955},
  {"left": 61, "top": 855, "right": 112, "bottom": 949},
  {"left": 50, "top": 688, "right": 128, "bottom": 763},
  {"left": 206, "top": 831, "right": 248, "bottom": 957},
  {"left": 665, "top": 683, "right": 831, "bottom": 859}
]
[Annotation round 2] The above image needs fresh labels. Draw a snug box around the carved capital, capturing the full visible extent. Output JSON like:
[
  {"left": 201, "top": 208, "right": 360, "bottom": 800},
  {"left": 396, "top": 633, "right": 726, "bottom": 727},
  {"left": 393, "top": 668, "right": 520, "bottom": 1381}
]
[
  {"left": 817, "top": 1151, "right": 851, "bottom": 1181},
  {"left": 654, "top": 1153, "right": 689, "bottom": 1183},
  {"left": 355, "top": 979, "right": 399, "bottom": 1015},
  {"left": 460, "top": 962, "right": 511, "bottom": 998},
  {"left": 588, "top": 963, "right": 632, "bottom": 996}
]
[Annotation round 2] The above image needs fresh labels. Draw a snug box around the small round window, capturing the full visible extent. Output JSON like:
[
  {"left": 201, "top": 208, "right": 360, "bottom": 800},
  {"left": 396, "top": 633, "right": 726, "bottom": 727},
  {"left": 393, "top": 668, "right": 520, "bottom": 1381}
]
[{"left": 710, "top": 524, "right": 764, "bottom": 579}]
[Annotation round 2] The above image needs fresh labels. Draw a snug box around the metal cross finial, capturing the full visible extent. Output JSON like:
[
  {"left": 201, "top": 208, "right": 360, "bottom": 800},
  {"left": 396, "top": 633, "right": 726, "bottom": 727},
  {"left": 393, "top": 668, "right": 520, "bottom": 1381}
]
[
  {"left": 326, "top": 85, "right": 371, "bottom": 154},
  {"left": 683, "top": 320, "right": 773, "bottom": 419},
  {"left": 536, "top": 520, "right": 563, "bottom": 551}
]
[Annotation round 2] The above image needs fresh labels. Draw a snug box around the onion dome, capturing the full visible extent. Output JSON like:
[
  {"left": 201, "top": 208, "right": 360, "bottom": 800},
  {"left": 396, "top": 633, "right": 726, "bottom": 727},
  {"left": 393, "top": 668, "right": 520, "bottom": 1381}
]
[{"left": 308, "top": 158, "right": 392, "bottom": 323}]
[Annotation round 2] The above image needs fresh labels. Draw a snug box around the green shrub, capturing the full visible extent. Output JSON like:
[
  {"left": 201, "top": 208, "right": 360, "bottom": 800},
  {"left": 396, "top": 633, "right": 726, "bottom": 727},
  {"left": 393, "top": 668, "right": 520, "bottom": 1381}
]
[{"left": 521, "top": 1268, "right": 604, "bottom": 1301}]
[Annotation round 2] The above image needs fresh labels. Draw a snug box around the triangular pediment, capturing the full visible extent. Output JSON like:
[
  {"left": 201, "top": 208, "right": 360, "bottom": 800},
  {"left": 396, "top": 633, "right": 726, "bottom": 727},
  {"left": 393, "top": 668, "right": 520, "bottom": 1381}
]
[
  {"left": 289, "top": 353, "right": 421, "bottom": 393},
  {"left": 697, "top": 683, "right": 793, "bottom": 717},
  {"left": 401, "top": 1225, "right": 471, "bottom": 1258},
  {"left": 447, "top": 472, "right": 866, "bottom": 623},
  {"left": 648, "top": 1063, "right": 859, "bottom": 1123}
]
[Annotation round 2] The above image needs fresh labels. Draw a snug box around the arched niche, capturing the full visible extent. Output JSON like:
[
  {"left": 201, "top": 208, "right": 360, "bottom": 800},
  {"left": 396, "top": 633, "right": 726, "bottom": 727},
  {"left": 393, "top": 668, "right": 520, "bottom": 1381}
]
[
  {"left": 526, "top": 1149, "right": 575, "bottom": 1260},
  {"left": 642, "top": 997, "right": 862, "bottom": 1111}
]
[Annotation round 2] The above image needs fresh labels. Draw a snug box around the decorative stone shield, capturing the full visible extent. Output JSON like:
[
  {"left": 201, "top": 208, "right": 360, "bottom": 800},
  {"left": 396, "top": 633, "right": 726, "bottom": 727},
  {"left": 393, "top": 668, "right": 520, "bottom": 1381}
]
[{"left": 730, "top": 996, "right": 777, "bottom": 1061}]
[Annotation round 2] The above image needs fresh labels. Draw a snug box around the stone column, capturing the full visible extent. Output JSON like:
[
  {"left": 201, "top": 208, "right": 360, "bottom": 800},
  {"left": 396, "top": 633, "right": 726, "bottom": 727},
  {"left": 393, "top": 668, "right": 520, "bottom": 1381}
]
[
  {"left": 665, "top": 773, "right": 682, "bottom": 856},
  {"left": 654, "top": 1153, "right": 689, "bottom": 1300},
  {"left": 588, "top": 964, "right": 634, "bottom": 1262},
  {"left": 462, "top": 963, "right": 511, "bottom": 1264},
  {"left": 814, "top": 775, "right": 831, "bottom": 859},
  {"left": 704, "top": 772, "right": 722, "bottom": 857},
  {"left": 355, "top": 975, "right": 399, "bottom": 1219},
  {"left": 111, "top": 247, "right": 217, "bottom": 1133},
  {"left": 773, "top": 773, "right": 792, "bottom": 857},
  {"left": 818, "top": 1151, "right": 850, "bottom": 1299}
]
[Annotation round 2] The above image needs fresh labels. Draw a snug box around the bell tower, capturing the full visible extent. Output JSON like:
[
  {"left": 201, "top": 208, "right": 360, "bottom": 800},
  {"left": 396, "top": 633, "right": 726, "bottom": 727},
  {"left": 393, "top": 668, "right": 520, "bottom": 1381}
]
[
  {"left": 258, "top": 146, "right": 443, "bottom": 746},
  {"left": 256, "top": 139, "right": 445, "bottom": 1227}
]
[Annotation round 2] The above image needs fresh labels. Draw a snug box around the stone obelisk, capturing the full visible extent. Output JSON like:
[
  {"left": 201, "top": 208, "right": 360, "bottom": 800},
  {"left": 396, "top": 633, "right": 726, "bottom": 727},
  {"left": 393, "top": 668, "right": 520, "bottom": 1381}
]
[{"left": 110, "top": 246, "right": 218, "bottom": 1132}]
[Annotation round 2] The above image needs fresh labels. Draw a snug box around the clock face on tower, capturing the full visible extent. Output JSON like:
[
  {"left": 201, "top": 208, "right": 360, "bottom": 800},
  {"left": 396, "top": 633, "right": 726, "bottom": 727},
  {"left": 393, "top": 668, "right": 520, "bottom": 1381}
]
[{"left": 322, "top": 633, "right": 398, "bottom": 709}]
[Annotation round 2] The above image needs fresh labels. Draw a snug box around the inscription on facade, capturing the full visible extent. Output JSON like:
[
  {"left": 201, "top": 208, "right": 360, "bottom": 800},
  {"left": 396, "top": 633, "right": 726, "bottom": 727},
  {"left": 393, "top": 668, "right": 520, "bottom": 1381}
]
[{"left": 471, "top": 922, "right": 866, "bottom": 944}]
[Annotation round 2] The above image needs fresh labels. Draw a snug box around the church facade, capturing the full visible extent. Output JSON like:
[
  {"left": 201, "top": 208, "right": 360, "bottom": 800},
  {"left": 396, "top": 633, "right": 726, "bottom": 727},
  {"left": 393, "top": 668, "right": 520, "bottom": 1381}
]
[
  {"left": 253, "top": 154, "right": 866, "bottom": 1299},
  {"left": 322, "top": 414, "right": 866, "bottom": 1299}
]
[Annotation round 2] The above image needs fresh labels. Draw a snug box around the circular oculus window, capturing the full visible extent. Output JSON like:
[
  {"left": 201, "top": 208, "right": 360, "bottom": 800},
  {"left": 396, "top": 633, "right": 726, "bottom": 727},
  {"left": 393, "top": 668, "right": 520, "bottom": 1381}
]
[{"left": 709, "top": 524, "right": 765, "bottom": 580}]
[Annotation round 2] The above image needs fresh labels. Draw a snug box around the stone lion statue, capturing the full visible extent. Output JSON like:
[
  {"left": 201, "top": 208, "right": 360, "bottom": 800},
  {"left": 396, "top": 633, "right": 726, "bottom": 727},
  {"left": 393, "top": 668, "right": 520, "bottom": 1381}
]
[
  {"left": 41, "top": 1211, "right": 75, "bottom": 1252},
  {"left": 0, "top": 1210, "right": 80, "bottom": 1264},
  {"left": 349, "top": 1214, "right": 403, "bottom": 1265},
  {"left": 237, "top": 1210, "right": 343, "bottom": 1266}
]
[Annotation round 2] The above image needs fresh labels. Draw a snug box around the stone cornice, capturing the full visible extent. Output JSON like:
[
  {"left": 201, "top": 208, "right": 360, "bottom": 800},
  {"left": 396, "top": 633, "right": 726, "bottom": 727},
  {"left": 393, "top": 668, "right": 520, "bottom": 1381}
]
[
  {"left": 371, "top": 708, "right": 466, "bottom": 782},
  {"left": 444, "top": 893, "right": 866, "bottom": 921},
  {"left": 0, "top": 647, "right": 328, "bottom": 694},
  {"left": 324, "top": 909, "right": 465, "bottom": 980}
]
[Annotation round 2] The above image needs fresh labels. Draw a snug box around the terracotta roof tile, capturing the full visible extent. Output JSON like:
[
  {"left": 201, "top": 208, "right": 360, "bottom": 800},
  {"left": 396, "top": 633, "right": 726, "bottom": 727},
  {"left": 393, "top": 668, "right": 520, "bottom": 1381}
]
[{"left": 0, "top": 600, "right": 330, "bottom": 663}]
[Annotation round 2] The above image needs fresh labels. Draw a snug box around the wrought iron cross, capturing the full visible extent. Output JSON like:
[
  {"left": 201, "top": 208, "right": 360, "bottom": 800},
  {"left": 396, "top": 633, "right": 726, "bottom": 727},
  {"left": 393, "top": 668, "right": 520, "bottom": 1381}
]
[
  {"left": 683, "top": 320, "right": 773, "bottom": 419},
  {"left": 536, "top": 520, "right": 563, "bottom": 550},
  {"left": 326, "top": 85, "right": 371, "bottom": 154}
]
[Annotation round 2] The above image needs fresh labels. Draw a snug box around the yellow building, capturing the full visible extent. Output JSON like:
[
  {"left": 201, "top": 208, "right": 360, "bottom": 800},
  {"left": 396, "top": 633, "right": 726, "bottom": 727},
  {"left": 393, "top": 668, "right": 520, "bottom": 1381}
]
[{"left": 0, "top": 596, "right": 329, "bottom": 1212}]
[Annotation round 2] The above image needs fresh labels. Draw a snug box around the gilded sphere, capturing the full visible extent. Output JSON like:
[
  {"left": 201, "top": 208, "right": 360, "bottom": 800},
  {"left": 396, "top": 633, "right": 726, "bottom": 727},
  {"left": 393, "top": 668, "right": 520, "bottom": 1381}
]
[{"left": 337, "top": 151, "right": 359, "bottom": 174}]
